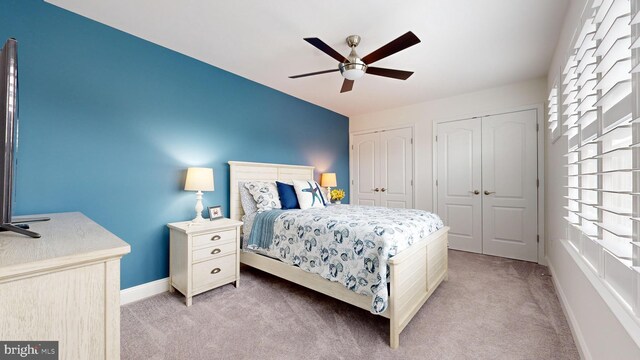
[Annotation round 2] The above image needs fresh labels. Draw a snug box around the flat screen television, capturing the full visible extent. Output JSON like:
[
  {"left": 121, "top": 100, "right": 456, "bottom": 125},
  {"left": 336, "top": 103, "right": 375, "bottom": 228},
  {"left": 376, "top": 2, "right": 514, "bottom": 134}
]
[{"left": 0, "top": 38, "right": 48, "bottom": 238}]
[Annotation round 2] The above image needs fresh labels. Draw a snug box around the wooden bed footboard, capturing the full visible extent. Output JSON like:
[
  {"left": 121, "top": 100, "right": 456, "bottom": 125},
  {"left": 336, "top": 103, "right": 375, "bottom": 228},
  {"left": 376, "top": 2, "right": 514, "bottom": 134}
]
[
  {"left": 239, "top": 226, "right": 449, "bottom": 349},
  {"left": 388, "top": 226, "right": 449, "bottom": 348}
]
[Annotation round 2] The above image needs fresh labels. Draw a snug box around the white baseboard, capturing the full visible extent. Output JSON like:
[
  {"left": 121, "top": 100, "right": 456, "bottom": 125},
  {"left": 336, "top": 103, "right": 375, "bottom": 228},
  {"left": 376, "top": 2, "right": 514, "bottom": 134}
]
[
  {"left": 546, "top": 256, "right": 590, "bottom": 360},
  {"left": 120, "top": 277, "right": 169, "bottom": 305}
]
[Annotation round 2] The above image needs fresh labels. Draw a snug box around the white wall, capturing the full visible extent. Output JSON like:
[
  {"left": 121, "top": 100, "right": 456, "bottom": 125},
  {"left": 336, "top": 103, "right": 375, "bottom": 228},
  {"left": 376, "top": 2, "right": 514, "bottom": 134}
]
[
  {"left": 545, "top": 0, "right": 640, "bottom": 358},
  {"left": 350, "top": 77, "right": 546, "bottom": 211}
]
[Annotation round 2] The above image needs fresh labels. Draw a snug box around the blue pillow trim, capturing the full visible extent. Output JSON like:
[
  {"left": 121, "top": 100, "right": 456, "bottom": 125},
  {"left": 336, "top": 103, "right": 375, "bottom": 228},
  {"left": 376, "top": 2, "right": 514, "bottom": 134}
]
[
  {"left": 316, "top": 182, "right": 327, "bottom": 206},
  {"left": 276, "top": 181, "right": 300, "bottom": 210}
]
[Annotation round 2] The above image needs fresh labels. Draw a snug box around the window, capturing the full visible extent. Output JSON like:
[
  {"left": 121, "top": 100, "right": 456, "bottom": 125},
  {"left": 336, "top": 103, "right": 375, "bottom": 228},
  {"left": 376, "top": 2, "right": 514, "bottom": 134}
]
[{"left": 561, "top": 0, "right": 638, "bottom": 317}]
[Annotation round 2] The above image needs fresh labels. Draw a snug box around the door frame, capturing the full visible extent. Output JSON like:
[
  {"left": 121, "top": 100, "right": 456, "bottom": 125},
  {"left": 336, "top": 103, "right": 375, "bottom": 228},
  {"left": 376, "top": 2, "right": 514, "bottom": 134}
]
[
  {"left": 349, "top": 125, "right": 416, "bottom": 208},
  {"left": 432, "top": 103, "right": 546, "bottom": 265}
]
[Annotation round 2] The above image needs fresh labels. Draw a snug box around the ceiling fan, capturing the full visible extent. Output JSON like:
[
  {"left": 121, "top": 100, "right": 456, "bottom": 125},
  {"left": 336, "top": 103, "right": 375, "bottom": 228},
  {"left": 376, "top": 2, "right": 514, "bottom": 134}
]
[{"left": 289, "top": 31, "right": 421, "bottom": 93}]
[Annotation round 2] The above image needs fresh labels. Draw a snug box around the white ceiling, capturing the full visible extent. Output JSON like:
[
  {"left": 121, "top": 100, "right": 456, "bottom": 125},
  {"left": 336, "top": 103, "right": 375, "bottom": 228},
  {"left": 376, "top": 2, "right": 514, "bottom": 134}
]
[{"left": 46, "top": 0, "right": 569, "bottom": 117}]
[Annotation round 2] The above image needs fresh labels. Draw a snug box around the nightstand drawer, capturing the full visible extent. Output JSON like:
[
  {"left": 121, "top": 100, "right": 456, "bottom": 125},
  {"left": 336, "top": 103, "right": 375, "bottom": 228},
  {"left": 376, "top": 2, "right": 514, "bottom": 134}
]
[
  {"left": 193, "top": 229, "right": 236, "bottom": 248},
  {"left": 192, "top": 240, "right": 236, "bottom": 262},
  {"left": 192, "top": 254, "right": 235, "bottom": 289}
]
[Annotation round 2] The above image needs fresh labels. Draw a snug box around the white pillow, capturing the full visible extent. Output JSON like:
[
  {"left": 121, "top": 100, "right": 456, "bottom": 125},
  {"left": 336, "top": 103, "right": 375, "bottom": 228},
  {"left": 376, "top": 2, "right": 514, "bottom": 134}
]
[
  {"left": 293, "top": 180, "right": 326, "bottom": 209},
  {"left": 238, "top": 182, "right": 259, "bottom": 215},
  {"left": 244, "top": 181, "right": 281, "bottom": 212}
]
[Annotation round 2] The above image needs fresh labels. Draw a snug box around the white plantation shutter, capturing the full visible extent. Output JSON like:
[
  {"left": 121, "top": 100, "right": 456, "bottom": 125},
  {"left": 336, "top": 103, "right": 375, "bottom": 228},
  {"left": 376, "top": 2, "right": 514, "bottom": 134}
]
[
  {"left": 562, "top": 0, "right": 639, "bottom": 317},
  {"left": 577, "top": 12, "right": 598, "bottom": 143},
  {"left": 563, "top": 41, "right": 581, "bottom": 243},
  {"left": 563, "top": 52, "right": 580, "bottom": 151},
  {"left": 632, "top": 0, "right": 640, "bottom": 298},
  {"left": 548, "top": 83, "right": 560, "bottom": 142}
]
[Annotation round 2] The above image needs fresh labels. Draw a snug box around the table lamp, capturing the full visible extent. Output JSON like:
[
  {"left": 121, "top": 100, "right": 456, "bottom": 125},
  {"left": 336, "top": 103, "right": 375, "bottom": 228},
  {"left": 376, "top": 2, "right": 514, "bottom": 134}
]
[
  {"left": 320, "top": 173, "right": 337, "bottom": 202},
  {"left": 185, "top": 167, "right": 214, "bottom": 223}
]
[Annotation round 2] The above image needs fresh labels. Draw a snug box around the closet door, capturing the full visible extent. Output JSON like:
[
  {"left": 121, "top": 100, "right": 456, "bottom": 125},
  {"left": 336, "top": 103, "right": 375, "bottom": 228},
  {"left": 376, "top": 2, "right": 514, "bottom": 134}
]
[
  {"left": 379, "top": 128, "right": 413, "bottom": 208},
  {"left": 352, "top": 132, "right": 380, "bottom": 206},
  {"left": 481, "top": 110, "right": 538, "bottom": 262},
  {"left": 436, "top": 119, "right": 483, "bottom": 253}
]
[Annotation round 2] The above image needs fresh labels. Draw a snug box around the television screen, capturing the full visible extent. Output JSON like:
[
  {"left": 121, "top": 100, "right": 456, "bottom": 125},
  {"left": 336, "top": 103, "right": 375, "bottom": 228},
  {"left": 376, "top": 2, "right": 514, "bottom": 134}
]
[
  {"left": 0, "top": 38, "right": 49, "bottom": 238},
  {"left": 0, "top": 38, "right": 18, "bottom": 226}
]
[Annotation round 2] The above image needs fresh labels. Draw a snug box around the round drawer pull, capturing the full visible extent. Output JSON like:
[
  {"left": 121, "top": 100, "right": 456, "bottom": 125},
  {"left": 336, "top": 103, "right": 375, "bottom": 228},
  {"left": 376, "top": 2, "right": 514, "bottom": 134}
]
[
  {"left": 210, "top": 268, "right": 221, "bottom": 274},
  {"left": 211, "top": 248, "right": 221, "bottom": 255},
  {"left": 210, "top": 235, "right": 221, "bottom": 241}
]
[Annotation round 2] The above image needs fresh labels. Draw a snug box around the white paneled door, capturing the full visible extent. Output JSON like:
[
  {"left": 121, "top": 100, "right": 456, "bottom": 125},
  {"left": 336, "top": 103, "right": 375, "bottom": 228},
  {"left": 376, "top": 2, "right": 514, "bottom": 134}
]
[
  {"left": 352, "top": 132, "right": 379, "bottom": 206},
  {"left": 436, "top": 110, "right": 538, "bottom": 262},
  {"left": 481, "top": 110, "right": 538, "bottom": 262},
  {"left": 380, "top": 127, "right": 413, "bottom": 208},
  {"left": 351, "top": 127, "right": 413, "bottom": 207},
  {"left": 437, "top": 119, "right": 483, "bottom": 253}
]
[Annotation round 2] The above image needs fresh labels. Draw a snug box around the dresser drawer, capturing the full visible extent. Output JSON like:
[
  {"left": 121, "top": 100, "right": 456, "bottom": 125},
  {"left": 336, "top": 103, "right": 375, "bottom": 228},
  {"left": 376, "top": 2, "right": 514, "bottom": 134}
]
[
  {"left": 192, "top": 240, "right": 236, "bottom": 262},
  {"left": 193, "top": 229, "right": 236, "bottom": 248},
  {"left": 192, "top": 254, "right": 236, "bottom": 289}
]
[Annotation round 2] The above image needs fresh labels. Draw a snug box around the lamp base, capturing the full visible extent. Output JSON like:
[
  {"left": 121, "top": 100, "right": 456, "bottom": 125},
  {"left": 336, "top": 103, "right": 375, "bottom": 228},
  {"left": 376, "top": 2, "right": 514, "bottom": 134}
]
[
  {"left": 191, "top": 215, "right": 206, "bottom": 223},
  {"left": 192, "top": 190, "right": 205, "bottom": 223}
]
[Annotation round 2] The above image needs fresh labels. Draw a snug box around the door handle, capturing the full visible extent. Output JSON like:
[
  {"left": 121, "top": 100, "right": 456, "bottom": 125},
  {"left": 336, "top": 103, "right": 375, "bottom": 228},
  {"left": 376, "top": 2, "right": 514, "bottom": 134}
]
[
  {"left": 374, "top": 188, "right": 380, "bottom": 192},
  {"left": 484, "top": 191, "right": 495, "bottom": 195},
  {"left": 469, "top": 190, "right": 480, "bottom": 195},
  {"left": 380, "top": 188, "right": 387, "bottom": 192}
]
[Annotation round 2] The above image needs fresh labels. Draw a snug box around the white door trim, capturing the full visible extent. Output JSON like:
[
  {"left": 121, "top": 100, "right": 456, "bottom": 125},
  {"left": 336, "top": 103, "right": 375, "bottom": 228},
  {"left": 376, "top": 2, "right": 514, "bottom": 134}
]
[
  {"left": 349, "top": 125, "right": 415, "bottom": 207},
  {"left": 350, "top": 124, "right": 417, "bottom": 136},
  {"left": 432, "top": 103, "right": 545, "bottom": 265}
]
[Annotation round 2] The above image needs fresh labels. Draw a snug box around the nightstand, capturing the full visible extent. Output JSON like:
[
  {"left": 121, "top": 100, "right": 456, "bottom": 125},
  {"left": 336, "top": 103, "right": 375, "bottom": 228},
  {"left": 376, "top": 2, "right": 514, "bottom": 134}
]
[{"left": 168, "top": 218, "right": 242, "bottom": 306}]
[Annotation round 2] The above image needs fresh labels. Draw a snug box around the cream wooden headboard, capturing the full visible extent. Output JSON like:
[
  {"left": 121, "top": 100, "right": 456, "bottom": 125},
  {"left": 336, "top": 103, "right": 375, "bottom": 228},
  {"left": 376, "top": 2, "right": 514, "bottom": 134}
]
[{"left": 228, "top": 161, "right": 315, "bottom": 222}]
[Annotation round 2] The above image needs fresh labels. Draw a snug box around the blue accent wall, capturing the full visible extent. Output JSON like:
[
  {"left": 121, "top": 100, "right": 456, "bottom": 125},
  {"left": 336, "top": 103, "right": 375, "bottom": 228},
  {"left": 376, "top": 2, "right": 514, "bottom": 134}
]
[{"left": 1, "top": 0, "right": 349, "bottom": 289}]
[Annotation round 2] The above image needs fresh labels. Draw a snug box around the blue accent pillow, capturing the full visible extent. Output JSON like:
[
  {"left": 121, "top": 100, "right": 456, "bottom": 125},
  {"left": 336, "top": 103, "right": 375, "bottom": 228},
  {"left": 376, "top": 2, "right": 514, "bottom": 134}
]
[{"left": 276, "top": 181, "right": 300, "bottom": 210}]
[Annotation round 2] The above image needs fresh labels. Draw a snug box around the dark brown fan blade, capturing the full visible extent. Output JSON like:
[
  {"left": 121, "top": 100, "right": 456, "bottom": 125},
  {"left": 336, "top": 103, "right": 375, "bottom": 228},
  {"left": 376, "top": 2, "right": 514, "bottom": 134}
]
[
  {"left": 289, "top": 69, "right": 339, "bottom": 79},
  {"left": 340, "top": 79, "right": 354, "bottom": 93},
  {"left": 366, "top": 67, "right": 414, "bottom": 80},
  {"left": 361, "top": 31, "right": 421, "bottom": 65},
  {"left": 304, "top": 38, "right": 348, "bottom": 63}
]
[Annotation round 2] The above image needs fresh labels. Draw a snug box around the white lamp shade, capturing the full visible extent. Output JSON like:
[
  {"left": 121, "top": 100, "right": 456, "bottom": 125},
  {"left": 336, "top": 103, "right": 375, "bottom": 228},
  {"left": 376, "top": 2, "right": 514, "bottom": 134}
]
[
  {"left": 320, "top": 173, "right": 337, "bottom": 187},
  {"left": 185, "top": 167, "right": 215, "bottom": 191}
]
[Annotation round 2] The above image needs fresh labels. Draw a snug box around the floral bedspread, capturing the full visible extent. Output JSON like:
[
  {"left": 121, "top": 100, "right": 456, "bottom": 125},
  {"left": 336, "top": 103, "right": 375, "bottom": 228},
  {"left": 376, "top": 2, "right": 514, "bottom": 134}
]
[{"left": 245, "top": 205, "right": 443, "bottom": 314}]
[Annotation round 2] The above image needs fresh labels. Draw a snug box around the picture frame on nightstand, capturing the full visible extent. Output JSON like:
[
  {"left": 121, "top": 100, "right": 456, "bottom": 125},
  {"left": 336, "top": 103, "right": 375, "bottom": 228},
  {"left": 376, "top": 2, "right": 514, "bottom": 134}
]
[{"left": 208, "top": 205, "right": 223, "bottom": 220}]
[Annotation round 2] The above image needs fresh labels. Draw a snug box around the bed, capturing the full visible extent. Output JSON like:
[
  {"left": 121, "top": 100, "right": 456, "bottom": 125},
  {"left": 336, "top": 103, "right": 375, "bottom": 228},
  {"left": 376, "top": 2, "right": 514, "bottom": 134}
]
[{"left": 229, "top": 161, "right": 449, "bottom": 348}]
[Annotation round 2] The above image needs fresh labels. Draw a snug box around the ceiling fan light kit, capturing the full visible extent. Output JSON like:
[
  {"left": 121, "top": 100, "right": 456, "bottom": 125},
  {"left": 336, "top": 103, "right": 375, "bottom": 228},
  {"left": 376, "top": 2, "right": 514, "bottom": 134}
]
[
  {"left": 338, "top": 35, "right": 367, "bottom": 80},
  {"left": 290, "top": 31, "right": 421, "bottom": 93},
  {"left": 339, "top": 62, "right": 367, "bottom": 80}
]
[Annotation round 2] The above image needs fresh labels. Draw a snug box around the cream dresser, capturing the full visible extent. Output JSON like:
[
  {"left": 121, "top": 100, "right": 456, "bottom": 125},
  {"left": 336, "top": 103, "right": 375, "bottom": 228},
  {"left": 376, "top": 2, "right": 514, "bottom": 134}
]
[
  {"left": 168, "top": 218, "right": 242, "bottom": 306},
  {"left": 0, "top": 212, "right": 130, "bottom": 360}
]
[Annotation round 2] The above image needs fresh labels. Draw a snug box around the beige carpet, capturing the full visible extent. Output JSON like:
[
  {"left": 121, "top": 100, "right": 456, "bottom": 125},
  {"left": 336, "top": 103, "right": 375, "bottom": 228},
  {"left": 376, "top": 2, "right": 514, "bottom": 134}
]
[{"left": 121, "top": 250, "right": 579, "bottom": 359}]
